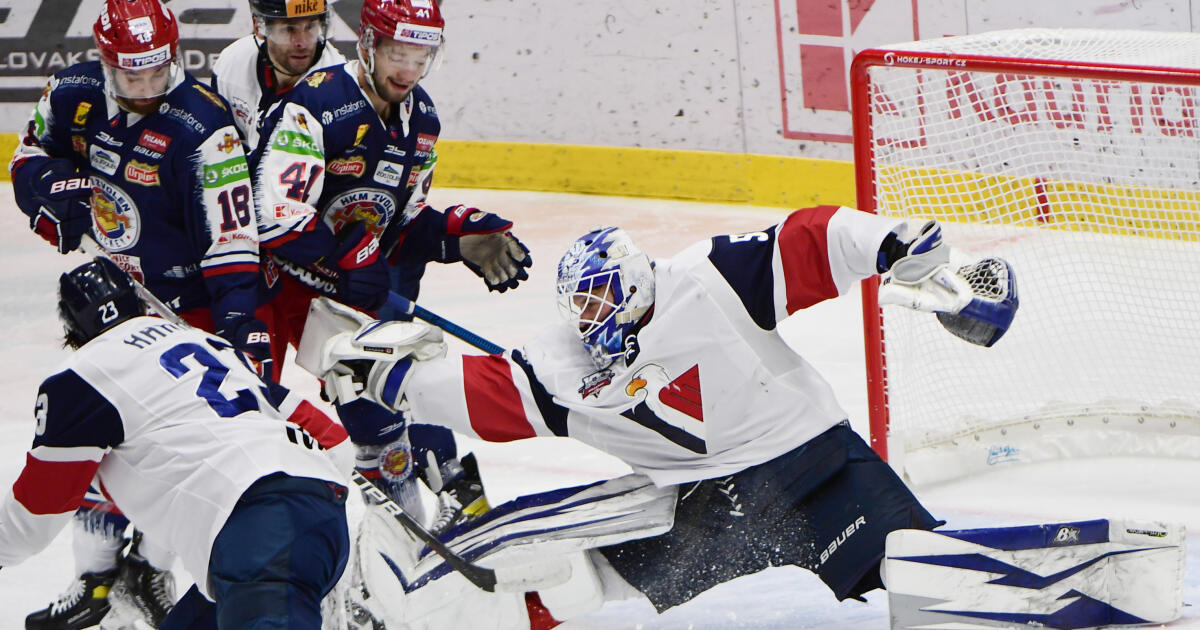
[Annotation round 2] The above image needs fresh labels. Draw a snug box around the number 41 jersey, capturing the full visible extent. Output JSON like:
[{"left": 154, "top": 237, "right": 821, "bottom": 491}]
[{"left": 0, "top": 317, "right": 343, "bottom": 597}]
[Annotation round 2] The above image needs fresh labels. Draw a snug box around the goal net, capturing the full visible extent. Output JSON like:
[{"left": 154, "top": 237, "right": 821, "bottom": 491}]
[{"left": 852, "top": 29, "right": 1200, "bottom": 485}]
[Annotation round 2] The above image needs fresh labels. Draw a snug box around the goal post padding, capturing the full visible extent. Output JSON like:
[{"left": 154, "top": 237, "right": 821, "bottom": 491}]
[{"left": 851, "top": 29, "right": 1200, "bottom": 485}]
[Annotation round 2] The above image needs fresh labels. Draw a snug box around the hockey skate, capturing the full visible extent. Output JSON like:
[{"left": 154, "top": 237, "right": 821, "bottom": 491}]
[
  {"left": 25, "top": 569, "right": 118, "bottom": 630},
  {"left": 430, "top": 453, "right": 490, "bottom": 535},
  {"left": 102, "top": 535, "right": 176, "bottom": 630}
]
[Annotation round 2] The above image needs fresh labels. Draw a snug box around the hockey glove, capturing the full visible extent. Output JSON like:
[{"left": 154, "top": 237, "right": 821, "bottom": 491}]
[
  {"left": 328, "top": 223, "right": 390, "bottom": 311},
  {"left": 445, "top": 205, "right": 532, "bottom": 293},
  {"left": 217, "top": 314, "right": 274, "bottom": 378},
  {"left": 30, "top": 160, "right": 92, "bottom": 254},
  {"left": 320, "top": 320, "right": 446, "bottom": 410}
]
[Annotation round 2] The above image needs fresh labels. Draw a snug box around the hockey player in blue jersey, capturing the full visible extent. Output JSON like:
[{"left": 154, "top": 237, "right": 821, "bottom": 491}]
[
  {"left": 252, "top": 0, "right": 526, "bottom": 535},
  {"left": 211, "top": 0, "right": 347, "bottom": 152},
  {"left": 0, "top": 258, "right": 350, "bottom": 630},
  {"left": 7, "top": 0, "right": 270, "bottom": 626}
]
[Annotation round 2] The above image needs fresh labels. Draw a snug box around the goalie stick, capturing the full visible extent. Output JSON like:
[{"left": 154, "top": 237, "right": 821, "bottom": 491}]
[{"left": 383, "top": 291, "right": 505, "bottom": 355}]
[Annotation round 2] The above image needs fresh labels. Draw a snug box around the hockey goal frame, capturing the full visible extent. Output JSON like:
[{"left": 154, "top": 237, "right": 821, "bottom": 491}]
[{"left": 851, "top": 31, "right": 1200, "bottom": 482}]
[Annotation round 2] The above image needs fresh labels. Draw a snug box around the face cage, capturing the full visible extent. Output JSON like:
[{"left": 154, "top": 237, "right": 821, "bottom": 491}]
[
  {"left": 254, "top": 14, "right": 330, "bottom": 48},
  {"left": 102, "top": 58, "right": 181, "bottom": 101},
  {"left": 557, "top": 270, "right": 629, "bottom": 366}
]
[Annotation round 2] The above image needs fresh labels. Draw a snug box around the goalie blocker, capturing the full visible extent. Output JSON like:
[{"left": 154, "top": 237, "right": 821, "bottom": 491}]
[{"left": 884, "top": 519, "right": 1186, "bottom": 630}]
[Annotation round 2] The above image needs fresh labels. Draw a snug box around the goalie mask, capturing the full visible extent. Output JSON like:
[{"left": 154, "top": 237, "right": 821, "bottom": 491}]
[
  {"left": 556, "top": 227, "right": 655, "bottom": 368},
  {"left": 93, "top": 0, "right": 182, "bottom": 104},
  {"left": 58, "top": 258, "right": 144, "bottom": 348}
]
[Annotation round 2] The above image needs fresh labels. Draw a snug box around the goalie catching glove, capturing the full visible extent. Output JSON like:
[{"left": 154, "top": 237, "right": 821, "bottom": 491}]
[
  {"left": 319, "top": 320, "right": 447, "bottom": 409},
  {"left": 444, "top": 205, "right": 532, "bottom": 293},
  {"left": 877, "top": 221, "right": 1019, "bottom": 347}
]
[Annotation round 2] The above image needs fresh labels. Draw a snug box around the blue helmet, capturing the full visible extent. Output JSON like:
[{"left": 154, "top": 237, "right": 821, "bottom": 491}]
[
  {"left": 58, "top": 257, "right": 143, "bottom": 347},
  {"left": 556, "top": 227, "right": 654, "bottom": 368}
]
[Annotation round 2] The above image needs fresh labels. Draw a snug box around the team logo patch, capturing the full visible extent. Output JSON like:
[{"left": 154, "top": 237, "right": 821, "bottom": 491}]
[
  {"left": 326, "top": 188, "right": 397, "bottom": 236},
  {"left": 88, "top": 145, "right": 119, "bottom": 176},
  {"left": 73, "top": 102, "right": 92, "bottom": 126},
  {"left": 372, "top": 161, "right": 404, "bottom": 187},
  {"left": 91, "top": 178, "right": 141, "bottom": 252},
  {"left": 380, "top": 443, "right": 412, "bottom": 480},
  {"left": 71, "top": 135, "right": 87, "bottom": 156},
  {"left": 328, "top": 156, "right": 366, "bottom": 177},
  {"left": 579, "top": 368, "right": 614, "bottom": 399},
  {"left": 305, "top": 72, "right": 328, "bottom": 88},
  {"left": 217, "top": 132, "right": 239, "bottom": 153},
  {"left": 138, "top": 129, "right": 170, "bottom": 153},
  {"left": 124, "top": 160, "right": 159, "bottom": 186}
]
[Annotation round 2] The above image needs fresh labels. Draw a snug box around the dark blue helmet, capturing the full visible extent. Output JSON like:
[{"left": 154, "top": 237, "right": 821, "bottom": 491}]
[{"left": 58, "top": 258, "right": 143, "bottom": 347}]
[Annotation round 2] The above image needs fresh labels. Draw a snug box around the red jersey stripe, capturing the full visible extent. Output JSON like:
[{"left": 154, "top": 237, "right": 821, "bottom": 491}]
[
  {"left": 778, "top": 205, "right": 840, "bottom": 312},
  {"left": 463, "top": 355, "right": 536, "bottom": 442},
  {"left": 12, "top": 454, "right": 99, "bottom": 516}
]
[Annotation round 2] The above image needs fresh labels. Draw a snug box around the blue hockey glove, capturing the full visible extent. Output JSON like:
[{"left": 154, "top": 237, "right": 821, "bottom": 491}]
[
  {"left": 217, "top": 314, "right": 273, "bottom": 378},
  {"left": 445, "top": 205, "right": 532, "bottom": 293},
  {"left": 328, "top": 223, "right": 390, "bottom": 311},
  {"left": 30, "top": 160, "right": 92, "bottom": 254}
]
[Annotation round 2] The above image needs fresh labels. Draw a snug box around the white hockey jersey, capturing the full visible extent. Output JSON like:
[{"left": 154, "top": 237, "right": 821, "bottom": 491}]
[
  {"left": 0, "top": 317, "right": 346, "bottom": 596},
  {"left": 210, "top": 35, "right": 347, "bottom": 150},
  {"left": 402, "top": 206, "right": 906, "bottom": 486}
]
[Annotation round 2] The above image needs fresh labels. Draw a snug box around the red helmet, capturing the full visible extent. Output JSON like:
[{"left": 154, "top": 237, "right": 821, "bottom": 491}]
[
  {"left": 93, "top": 0, "right": 179, "bottom": 71},
  {"left": 360, "top": 0, "right": 444, "bottom": 47}
]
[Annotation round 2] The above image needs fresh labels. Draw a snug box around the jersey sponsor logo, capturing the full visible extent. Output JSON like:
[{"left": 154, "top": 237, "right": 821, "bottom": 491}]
[
  {"left": 139, "top": 129, "right": 171, "bottom": 153},
  {"left": 124, "top": 160, "right": 160, "bottom": 186},
  {"left": 132, "top": 145, "right": 163, "bottom": 160},
  {"left": 192, "top": 84, "right": 228, "bottom": 111},
  {"left": 406, "top": 168, "right": 420, "bottom": 187},
  {"left": 294, "top": 112, "right": 309, "bottom": 131},
  {"left": 656, "top": 364, "right": 703, "bottom": 421},
  {"left": 415, "top": 133, "right": 437, "bottom": 157},
  {"left": 73, "top": 101, "right": 92, "bottom": 126},
  {"left": 323, "top": 100, "right": 368, "bottom": 124},
  {"left": 71, "top": 134, "right": 87, "bottom": 156},
  {"left": 383, "top": 144, "right": 406, "bottom": 158},
  {"left": 95, "top": 131, "right": 123, "bottom": 147},
  {"left": 325, "top": 188, "right": 397, "bottom": 237},
  {"left": 373, "top": 161, "right": 404, "bottom": 187},
  {"left": 286, "top": 0, "right": 325, "bottom": 17},
  {"left": 160, "top": 104, "right": 206, "bottom": 134},
  {"left": 91, "top": 177, "right": 141, "bottom": 252},
  {"left": 273, "top": 130, "right": 321, "bottom": 157},
  {"left": 202, "top": 158, "right": 249, "bottom": 188},
  {"left": 819, "top": 515, "right": 866, "bottom": 566},
  {"left": 328, "top": 156, "right": 366, "bottom": 177},
  {"left": 217, "top": 132, "right": 240, "bottom": 154},
  {"left": 353, "top": 123, "right": 369, "bottom": 147},
  {"left": 271, "top": 202, "right": 313, "bottom": 220},
  {"left": 88, "top": 145, "right": 119, "bottom": 176}
]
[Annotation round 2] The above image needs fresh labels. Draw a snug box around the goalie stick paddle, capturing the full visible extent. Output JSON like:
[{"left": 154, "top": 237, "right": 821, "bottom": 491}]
[{"left": 350, "top": 469, "right": 570, "bottom": 593}]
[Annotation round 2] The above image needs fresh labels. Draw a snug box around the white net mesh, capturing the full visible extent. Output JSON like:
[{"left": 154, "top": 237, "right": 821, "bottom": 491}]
[{"left": 857, "top": 29, "right": 1200, "bottom": 478}]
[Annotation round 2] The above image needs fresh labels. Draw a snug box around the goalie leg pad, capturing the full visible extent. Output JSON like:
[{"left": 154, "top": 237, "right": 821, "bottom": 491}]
[{"left": 884, "top": 519, "right": 1186, "bottom": 630}]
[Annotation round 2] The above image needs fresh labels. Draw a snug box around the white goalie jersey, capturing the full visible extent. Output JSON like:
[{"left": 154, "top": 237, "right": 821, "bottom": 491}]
[{"left": 401, "top": 206, "right": 906, "bottom": 486}]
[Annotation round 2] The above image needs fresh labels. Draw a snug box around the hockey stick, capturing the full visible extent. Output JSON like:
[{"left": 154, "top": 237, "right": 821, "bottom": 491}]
[
  {"left": 382, "top": 291, "right": 505, "bottom": 355},
  {"left": 350, "top": 469, "right": 569, "bottom": 593},
  {"left": 80, "top": 234, "right": 190, "bottom": 327}
]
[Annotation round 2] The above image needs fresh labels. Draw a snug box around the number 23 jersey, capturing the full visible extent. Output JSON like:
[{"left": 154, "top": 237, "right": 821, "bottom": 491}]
[{"left": 0, "top": 317, "right": 343, "bottom": 596}]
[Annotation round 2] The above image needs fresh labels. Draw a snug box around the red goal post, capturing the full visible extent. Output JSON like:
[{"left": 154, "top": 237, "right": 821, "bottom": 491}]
[{"left": 850, "top": 29, "right": 1200, "bottom": 485}]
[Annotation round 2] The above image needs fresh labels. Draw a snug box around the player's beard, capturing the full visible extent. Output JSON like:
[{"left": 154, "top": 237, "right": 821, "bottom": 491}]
[
  {"left": 268, "top": 42, "right": 317, "bottom": 78},
  {"left": 373, "top": 69, "right": 416, "bottom": 105},
  {"left": 118, "top": 96, "right": 166, "bottom": 116}
]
